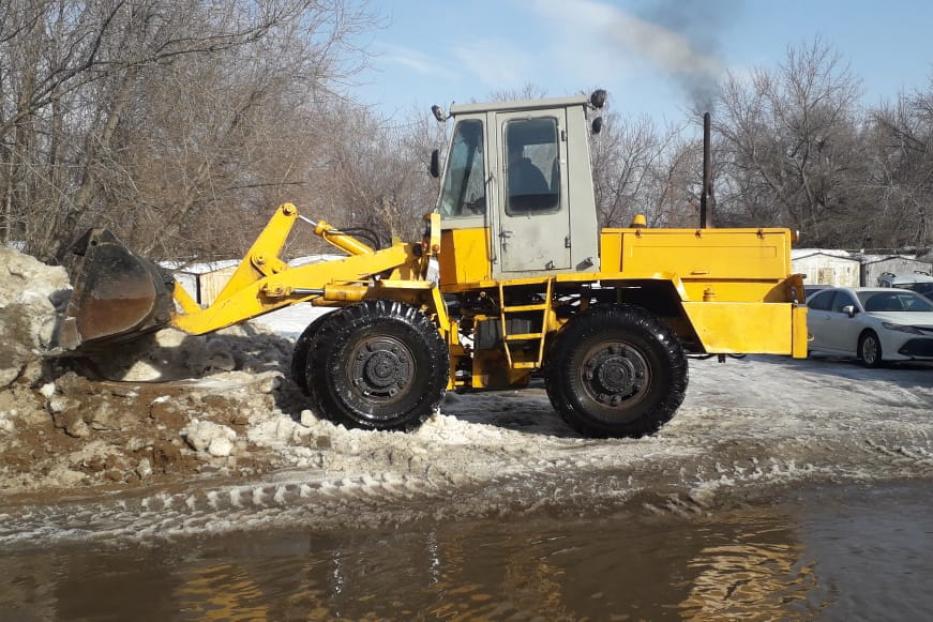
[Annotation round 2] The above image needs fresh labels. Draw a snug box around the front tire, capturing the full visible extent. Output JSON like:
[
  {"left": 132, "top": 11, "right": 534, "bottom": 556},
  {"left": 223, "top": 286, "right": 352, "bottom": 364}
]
[
  {"left": 290, "top": 312, "right": 334, "bottom": 394},
  {"left": 545, "top": 304, "right": 688, "bottom": 438},
  {"left": 304, "top": 300, "right": 448, "bottom": 431},
  {"left": 858, "top": 330, "right": 883, "bottom": 368}
]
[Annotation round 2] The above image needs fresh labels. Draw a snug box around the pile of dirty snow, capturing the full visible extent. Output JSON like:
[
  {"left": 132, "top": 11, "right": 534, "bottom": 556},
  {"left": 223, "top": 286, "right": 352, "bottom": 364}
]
[
  {"left": 0, "top": 246, "right": 321, "bottom": 495},
  {"left": 85, "top": 323, "right": 295, "bottom": 382},
  {"left": 0, "top": 247, "right": 69, "bottom": 388}
]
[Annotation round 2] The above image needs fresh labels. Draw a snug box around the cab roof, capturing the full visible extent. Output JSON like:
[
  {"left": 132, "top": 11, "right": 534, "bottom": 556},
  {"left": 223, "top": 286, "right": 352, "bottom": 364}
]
[{"left": 449, "top": 95, "right": 590, "bottom": 116}]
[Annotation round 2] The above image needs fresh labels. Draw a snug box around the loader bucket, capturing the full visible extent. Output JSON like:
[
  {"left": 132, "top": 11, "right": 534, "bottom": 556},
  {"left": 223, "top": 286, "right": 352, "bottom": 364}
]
[{"left": 55, "top": 228, "right": 176, "bottom": 351}]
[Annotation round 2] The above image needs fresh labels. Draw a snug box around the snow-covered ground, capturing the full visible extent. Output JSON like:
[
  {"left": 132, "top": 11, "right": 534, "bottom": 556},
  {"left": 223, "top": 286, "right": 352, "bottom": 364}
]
[
  {"left": 6, "top": 243, "right": 927, "bottom": 547},
  {"left": 2, "top": 345, "right": 931, "bottom": 548}
]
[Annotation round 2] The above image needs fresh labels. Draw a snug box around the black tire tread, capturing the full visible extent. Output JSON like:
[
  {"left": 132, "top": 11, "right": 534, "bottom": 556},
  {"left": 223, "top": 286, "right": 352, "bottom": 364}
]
[
  {"left": 544, "top": 304, "right": 688, "bottom": 438},
  {"left": 290, "top": 312, "right": 334, "bottom": 394},
  {"left": 304, "top": 300, "right": 448, "bottom": 431},
  {"left": 858, "top": 329, "right": 883, "bottom": 368}
]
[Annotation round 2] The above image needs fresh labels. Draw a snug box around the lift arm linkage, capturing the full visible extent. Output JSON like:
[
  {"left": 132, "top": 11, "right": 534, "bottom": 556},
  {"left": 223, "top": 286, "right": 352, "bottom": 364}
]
[{"left": 171, "top": 203, "right": 421, "bottom": 335}]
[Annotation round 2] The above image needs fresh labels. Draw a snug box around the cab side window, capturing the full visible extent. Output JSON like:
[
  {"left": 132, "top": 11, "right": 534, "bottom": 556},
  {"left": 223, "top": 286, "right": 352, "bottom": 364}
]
[{"left": 504, "top": 118, "right": 560, "bottom": 215}]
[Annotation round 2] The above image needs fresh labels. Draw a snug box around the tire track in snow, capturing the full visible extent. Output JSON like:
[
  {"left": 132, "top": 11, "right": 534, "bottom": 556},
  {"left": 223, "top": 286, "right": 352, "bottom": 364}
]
[{"left": 4, "top": 405, "right": 933, "bottom": 548}]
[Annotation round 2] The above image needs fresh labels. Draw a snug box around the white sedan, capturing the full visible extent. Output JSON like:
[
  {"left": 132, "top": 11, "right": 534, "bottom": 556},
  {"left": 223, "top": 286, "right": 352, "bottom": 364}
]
[{"left": 806, "top": 287, "right": 933, "bottom": 367}]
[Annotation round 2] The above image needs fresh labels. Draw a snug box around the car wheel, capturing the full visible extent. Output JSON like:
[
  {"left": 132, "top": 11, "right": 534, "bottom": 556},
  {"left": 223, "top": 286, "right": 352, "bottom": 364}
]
[{"left": 858, "top": 331, "right": 883, "bottom": 368}]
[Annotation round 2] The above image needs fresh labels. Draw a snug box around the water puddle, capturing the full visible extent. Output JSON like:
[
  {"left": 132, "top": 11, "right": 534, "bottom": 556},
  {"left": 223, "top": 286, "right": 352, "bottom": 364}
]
[{"left": 3, "top": 480, "right": 932, "bottom": 620}]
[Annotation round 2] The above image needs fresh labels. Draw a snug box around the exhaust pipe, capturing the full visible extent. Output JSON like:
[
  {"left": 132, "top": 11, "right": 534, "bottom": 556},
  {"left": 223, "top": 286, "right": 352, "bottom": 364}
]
[{"left": 699, "top": 112, "right": 713, "bottom": 229}]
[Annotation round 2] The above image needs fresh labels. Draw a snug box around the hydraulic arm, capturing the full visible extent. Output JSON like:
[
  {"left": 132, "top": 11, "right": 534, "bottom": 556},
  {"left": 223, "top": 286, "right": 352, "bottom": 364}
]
[{"left": 56, "top": 203, "right": 427, "bottom": 350}]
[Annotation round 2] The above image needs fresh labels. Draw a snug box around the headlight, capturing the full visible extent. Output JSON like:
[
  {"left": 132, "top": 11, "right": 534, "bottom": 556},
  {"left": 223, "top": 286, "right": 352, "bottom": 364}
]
[{"left": 881, "top": 322, "right": 923, "bottom": 335}]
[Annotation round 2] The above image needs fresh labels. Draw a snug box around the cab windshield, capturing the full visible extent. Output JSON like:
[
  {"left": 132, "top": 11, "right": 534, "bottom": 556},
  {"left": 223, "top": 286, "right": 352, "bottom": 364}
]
[
  {"left": 857, "top": 290, "right": 933, "bottom": 312},
  {"left": 438, "top": 119, "right": 486, "bottom": 218}
]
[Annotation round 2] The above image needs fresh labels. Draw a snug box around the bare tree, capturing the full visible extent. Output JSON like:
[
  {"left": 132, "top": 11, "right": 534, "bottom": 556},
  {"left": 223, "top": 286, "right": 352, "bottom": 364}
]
[
  {"left": 304, "top": 103, "right": 445, "bottom": 247},
  {"left": 589, "top": 106, "right": 698, "bottom": 228},
  {"left": 867, "top": 80, "right": 933, "bottom": 246},
  {"left": 715, "top": 38, "right": 866, "bottom": 245},
  {"left": 0, "top": 0, "right": 373, "bottom": 260}
]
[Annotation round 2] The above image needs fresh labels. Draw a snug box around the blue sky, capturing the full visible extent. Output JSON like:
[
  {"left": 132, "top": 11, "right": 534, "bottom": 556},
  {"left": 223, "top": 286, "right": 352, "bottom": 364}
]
[{"left": 350, "top": 0, "right": 933, "bottom": 124}]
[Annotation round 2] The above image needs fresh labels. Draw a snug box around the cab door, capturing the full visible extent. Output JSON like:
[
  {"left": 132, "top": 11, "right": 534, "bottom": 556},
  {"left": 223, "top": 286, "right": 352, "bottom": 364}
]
[{"left": 493, "top": 109, "right": 570, "bottom": 275}]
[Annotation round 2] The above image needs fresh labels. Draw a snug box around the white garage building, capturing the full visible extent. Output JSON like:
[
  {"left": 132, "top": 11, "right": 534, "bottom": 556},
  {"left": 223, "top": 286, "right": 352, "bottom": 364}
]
[{"left": 791, "top": 249, "right": 861, "bottom": 288}]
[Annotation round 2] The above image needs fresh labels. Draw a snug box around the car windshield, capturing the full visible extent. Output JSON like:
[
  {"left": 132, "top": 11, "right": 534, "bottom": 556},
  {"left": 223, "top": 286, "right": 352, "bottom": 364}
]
[
  {"left": 909, "top": 283, "right": 933, "bottom": 298},
  {"left": 857, "top": 290, "right": 933, "bottom": 312}
]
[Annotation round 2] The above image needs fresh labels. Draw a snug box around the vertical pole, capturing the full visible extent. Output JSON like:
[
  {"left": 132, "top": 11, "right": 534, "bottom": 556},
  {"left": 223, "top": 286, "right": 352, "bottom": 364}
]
[{"left": 700, "top": 112, "right": 712, "bottom": 228}]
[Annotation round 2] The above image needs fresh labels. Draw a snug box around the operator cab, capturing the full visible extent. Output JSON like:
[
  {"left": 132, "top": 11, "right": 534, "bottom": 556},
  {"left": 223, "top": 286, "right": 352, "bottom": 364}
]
[{"left": 433, "top": 93, "right": 605, "bottom": 284}]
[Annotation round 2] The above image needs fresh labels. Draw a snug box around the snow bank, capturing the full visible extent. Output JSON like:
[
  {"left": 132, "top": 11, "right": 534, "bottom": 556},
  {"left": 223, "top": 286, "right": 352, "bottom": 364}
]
[
  {"left": 86, "top": 323, "right": 293, "bottom": 382},
  {"left": 0, "top": 247, "right": 69, "bottom": 388},
  {"left": 0, "top": 247, "right": 302, "bottom": 494}
]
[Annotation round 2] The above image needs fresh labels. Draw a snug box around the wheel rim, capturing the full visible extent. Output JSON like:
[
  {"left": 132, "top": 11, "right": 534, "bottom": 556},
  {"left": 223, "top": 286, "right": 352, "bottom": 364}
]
[
  {"left": 579, "top": 341, "right": 650, "bottom": 412},
  {"left": 863, "top": 336, "right": 878, "bottom": 364},
  {"left": 346, "top": 334, "right": 416, "bottom": 417}
]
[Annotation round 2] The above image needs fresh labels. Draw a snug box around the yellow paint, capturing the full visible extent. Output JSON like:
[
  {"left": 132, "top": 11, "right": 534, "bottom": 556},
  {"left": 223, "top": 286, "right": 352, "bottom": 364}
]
[
  {"left": 792, "top": 304, "right": 809, "bottom": 358},
  {"left": 313, "top": 219, "right": 375, "bottom": 255},
  {"left": 600, "top": 227, "right": 791, "bottom": 278},
  {"left": 321, "top": 284, "right": 368, "bottom": 302},
  {"left": 600, "top": 227, "right": 796, "bottom": 303},
  {"left": 439, "top": 227, "right": 490, "bottom": 287},
  {"left": 471, "top": 349, "right": 531, "bottom": 389},
  {"left": 682, "top": 302, "right": 799, "bottom": 355},
  {"left": 172, "top": 281, "right": 200, "bottom": 314},
  {"left": 170, "top": 204, "right": 415, "bottom": 335},
  {"left": 498, "top": 277, "right": 553, "bottom": 369},
  {"left": 166, "top": 204, "right": 805, "bottom": 395}
]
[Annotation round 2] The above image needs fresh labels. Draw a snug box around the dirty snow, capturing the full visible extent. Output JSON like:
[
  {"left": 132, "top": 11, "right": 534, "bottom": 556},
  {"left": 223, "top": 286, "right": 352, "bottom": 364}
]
[
  {"left": 3, "top": 349, "right": 932, "bottom": 547},
  {"left": 0, "top": 246, "right": 69, "bottom": 388},
  {"left": 2, "top": 245, "right": 933, "bottom": 547}
]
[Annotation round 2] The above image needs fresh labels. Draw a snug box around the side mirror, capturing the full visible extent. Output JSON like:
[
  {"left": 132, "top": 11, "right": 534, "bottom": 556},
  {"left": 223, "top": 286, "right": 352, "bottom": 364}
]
[
  {"left": 842, "top": 305, "right": 857, "bottom": 318},
  {"left": 591, "top": 116, "right": 603, "bottom": 134},
  {"left": 429, "top": 149, "right": 440, "bottom": 178}
]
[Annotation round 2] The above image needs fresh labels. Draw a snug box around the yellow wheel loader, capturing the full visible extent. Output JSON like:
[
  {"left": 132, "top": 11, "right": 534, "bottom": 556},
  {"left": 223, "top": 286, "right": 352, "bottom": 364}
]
[{"left": 54, "top": 92, "right": 807, "bottom": 438}]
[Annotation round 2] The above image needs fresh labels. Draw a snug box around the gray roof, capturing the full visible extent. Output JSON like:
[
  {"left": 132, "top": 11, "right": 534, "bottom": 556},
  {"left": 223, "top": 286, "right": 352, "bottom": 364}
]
[
  {"left": 449, "top": 95, "right": 590, "bottom": 115},
  {"left": 861, "top": 255, "right": 931, "bottom": 265},
  {"left": 792, "top": 251, "right": 860, "bottom": 263}
]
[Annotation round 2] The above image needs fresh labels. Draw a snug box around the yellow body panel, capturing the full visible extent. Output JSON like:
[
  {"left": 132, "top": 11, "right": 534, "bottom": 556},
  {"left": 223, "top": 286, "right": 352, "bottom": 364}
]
[
  {"left": 438, "top": 224, "right": 807, "bottom": 365},
  {"left": 440, "top": 227, "right": 798, "bottom": 301},
  {"left": 439, "top": 228, "right": 491, "bottom": 287},
  {"left": 600, "top": 227, "right": 796, "bottom": 303},
  {"left": 681, "top": 302, "right": 793, "bottom": 354},
  {"left": 600, "top": 228, "right": 791, "bottom": 279}
]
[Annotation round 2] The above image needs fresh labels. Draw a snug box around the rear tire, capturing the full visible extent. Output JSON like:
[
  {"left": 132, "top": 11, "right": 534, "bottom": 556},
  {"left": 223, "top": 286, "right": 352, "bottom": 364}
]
[
  {"left": 290, "top": 312, "right": 334, "bottom": 394},
  {"left": 304, "top": 300, "right": 448, "bottom": 431},
  {"left": 858, "top": 330, "right": 883, "bottom": 368},
  {"left": 545, "top": 304, "right": 688, "bottom": 438}
]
